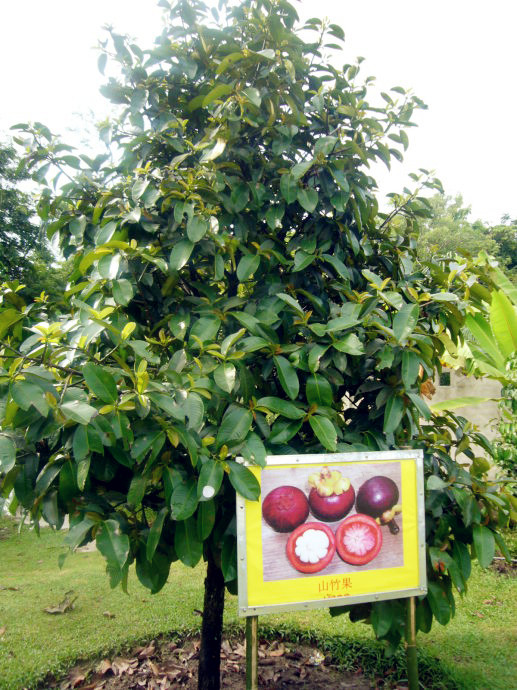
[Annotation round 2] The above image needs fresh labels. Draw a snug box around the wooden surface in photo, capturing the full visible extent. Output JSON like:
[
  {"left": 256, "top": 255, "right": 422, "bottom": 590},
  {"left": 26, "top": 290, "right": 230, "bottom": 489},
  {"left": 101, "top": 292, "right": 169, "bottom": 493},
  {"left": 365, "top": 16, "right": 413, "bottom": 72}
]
[{"left": 261, "top": 462, "right": 403, "bottom": 582}]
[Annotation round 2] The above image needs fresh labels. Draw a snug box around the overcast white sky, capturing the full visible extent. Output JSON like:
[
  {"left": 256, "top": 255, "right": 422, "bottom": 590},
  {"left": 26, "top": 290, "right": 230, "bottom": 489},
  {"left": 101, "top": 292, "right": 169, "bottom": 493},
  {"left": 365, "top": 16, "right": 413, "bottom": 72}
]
[{"left": 1, "top": 0, "right": 516, "bottom": 224}]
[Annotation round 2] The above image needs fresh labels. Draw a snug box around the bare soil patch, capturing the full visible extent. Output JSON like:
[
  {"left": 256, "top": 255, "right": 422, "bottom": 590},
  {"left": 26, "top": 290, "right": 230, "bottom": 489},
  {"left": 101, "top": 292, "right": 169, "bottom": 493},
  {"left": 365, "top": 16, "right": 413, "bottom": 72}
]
[
  {"left": 46, "top": 635, "right": 381, "bottom": 690},
  {"left": 491, "top": 557, "right": 517, "bottom": 577}
]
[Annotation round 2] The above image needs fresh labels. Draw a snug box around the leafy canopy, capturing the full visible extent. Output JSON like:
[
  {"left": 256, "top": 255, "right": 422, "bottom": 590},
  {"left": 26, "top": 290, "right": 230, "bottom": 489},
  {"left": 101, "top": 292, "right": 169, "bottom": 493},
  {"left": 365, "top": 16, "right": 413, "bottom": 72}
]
[{"left": 1, "top": 0, "right": 512, "bottom": 652}]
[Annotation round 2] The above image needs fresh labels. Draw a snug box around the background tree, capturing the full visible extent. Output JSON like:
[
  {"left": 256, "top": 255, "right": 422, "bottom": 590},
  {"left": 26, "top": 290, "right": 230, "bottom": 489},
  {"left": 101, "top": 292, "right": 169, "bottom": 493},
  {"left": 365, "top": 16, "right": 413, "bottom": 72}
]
[
  {"left": 0, "top": 1, "right": 511, "bottom": 688},
  {"left": 0, "top": 142, "right": 69, "bottom": 302},
  {"left": 416, "top": 194, "right": 517, "bottom": 283}
]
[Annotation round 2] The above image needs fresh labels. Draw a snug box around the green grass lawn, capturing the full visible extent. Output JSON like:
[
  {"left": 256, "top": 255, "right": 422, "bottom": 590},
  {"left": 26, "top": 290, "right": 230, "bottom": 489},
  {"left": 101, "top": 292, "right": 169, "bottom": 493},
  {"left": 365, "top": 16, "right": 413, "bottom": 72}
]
[{"left": 0, "top": 517, "right": 515, "bottom": 690}]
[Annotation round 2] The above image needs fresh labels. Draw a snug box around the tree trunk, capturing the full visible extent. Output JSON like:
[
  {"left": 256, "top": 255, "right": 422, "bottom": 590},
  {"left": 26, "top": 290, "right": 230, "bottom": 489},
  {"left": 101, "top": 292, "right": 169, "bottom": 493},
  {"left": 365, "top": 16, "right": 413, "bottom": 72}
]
[{"left": 198, "top": 549, "right": 225, "bottom": 690}]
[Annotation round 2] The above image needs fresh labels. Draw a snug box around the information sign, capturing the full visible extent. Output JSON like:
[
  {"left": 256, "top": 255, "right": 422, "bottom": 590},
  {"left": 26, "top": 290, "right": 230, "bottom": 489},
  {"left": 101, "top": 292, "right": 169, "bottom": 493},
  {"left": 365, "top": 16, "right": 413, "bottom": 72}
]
[{"left": 237, "top": 450, "right": 426, "bottom": 616}]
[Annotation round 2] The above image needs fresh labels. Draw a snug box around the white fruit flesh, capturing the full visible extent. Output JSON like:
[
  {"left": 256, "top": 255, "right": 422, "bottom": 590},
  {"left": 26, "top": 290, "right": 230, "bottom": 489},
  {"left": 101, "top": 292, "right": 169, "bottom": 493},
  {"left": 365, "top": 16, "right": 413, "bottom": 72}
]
[
  {"left": 342, "top": 524, "right": 375, "bottom": 556},
  {"left": 295, "top": 528, "right": 330, "bottom": 564}
]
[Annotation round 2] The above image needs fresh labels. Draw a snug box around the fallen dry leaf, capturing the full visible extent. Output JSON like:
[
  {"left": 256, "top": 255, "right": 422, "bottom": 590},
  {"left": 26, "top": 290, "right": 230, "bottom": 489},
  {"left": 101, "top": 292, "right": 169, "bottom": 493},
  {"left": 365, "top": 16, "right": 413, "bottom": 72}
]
[
  {"left": 137, "top": 641, "right": 156, "bottom": 659},
  {"left": 102, "top": 611, "right": 115, "bottom": 619},
  {"left": 0, "top": 585, "right": 20, "bottom": 591},
  {"left": 420, "top": 379, "right": 436, "bottom": 399},
  {"left": 111, "top": 657, "right": 138, "bottom": 676},
  {"left": 0, "top": 626, "right": 6, "bottom": 636},
  {"left": 268, "top": 642, "right": 285, "bottom": 657},
  {"left": 44, "top": 590, "right": 77, "bottom": 615},
  {"left": 96, "top": 659, "right": 112, "bottom": 675}
]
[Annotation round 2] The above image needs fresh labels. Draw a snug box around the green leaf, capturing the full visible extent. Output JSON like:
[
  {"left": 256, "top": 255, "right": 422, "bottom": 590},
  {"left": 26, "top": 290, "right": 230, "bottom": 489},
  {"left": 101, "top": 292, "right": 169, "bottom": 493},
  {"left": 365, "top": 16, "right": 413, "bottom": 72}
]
[
  {"left": 331, "top": 168, "right": 349, "bottom": 192},
  {"left": 322, "top": 254, "right": 350, "bottom": 280},
  {"left": 76, "top": 457, "right": 90, "bottom": 491},
  {"left": 308, "top": 344, "right": 328, "bottom": 372},
  {"left": 273, "top": 355, "right": 299, "bottom": 400},
  {"left": 490, "top": 290, "right": 517, "bottom": 358},
  {"left": 214, "top": 363, "right": 237, "bottom": 393},
  {"left": 240, "top": 433, "right": 267, "bottom": 467},
  {"left": 452, "top": 540, "right": 471, "bottom": 580},
  {"left": 221, "top": 535, "right": 237, "bottom": 582},
  {"left": 465, "top": 313, "right": 506, "bottom": 370},
  {"left": 306, "top": 374, "right": 333, "bottom": 407},
  {"left": 401, "top": 351, "right": 420, "bottom": 389},
  {"left": 242, "top": 86, "right": 261, "bottom": 107},
  {"left": 216, "top": 51, "right": 243, "bottom": 75},
  {"left": 174, "top": 517, "right": 202, "bottom": 567},
  {"left": 145, "top": 508, "right": 169, "bottom": 561},
  {"left": 64, "top": 517, "right": 96, "bottom": 549},
  {"left": 197, "top": 500, "right": 216, "bottom": 540},
  {"left": 430, "top": 396, "right": 492, "bottom": 412},
  {"left": 73, "top": 425, "right": 103, "bottom": 461},
  {"left": 473, "top": 524, "right": 495, "bottom": 568},
  {"left": 185, "top": 393, "right": 204, "bottom": 429},
  {"left": 309, "top": 415, "right": 337, "bottom": 451},
  {"left": 292, "top": 250, "right": 315, "bottom": 272},
  {"left": 0, "top": 436, "right": 16, "bottom": 473},
  {"left": 83, "top": 363, "right": 118, "bottom": 404},
  {"left": 427, "top": 581, "right": 451, "bottom": 626},
  {"left": 276, "top": 292, "right": 304, "bottom": 316},
  {"left": 451, "top": 488, "right": 481, "bottom": 526},
  {"left": 237, "top": 254, "right": 260, "bottom": 282},
  {"left": 202, "top": 82, "right": 233, "bottom": 107},
  {"left": 493, "top": 531, "right": 512, "bottom": 562},
  {"left": 291, "top": 159, "right": 313, "bottom": 179},
  {"left": 217, "top": 408, "right": 253, "bottom": 448},
  {"left": 187, "top": 216, "right": 209, "bottom": 243},
  {"left": 227, "top": 461, "right": 260, "bottom": 500},
  {"left": 149, "top": 393, "right": 184, "bottom": 420},
  {"left": 407, "top": 392, "right": 432, "bottom": 420},
  {"left": 280, "top": 174, "right": 298, "bottom": 204},
  {"left": 427, "top": 475, "right": 448, "bottom": 490},
  {"left": 297, "top": 187, "right": 318, "bottom": 213},
  {"left": 189, "top": 316, "right": 221, "bottom": 343},
  {"left": 371, "top": 601, "right": 393, "bottom": 638},
  {"left": 265, "top": 206, "right": 284, "bottom": 230},
  {"left": 98, "top": 253, "right": 120, "bottom": 280},
  {"left": 197, "top": 459, "right": 224, "bottom": 500},
  {"left": 127, "top": 475, "right": 147, "bottom": 506},
  {"left": 170, "top": 478, "right": 198, "bottom": 520},
  {"left": 326, "top": 314, "right": 361, "bottom": 333},
  {"left": 60, "top": 400, "right": 98, "bottom": 425},
  {"left": 256, "top": 396, "right": 305, "bottom": 419},
  {"left": 169, "top": 239, "right": 194, "bottom": 271},
  {"left": 383, "top": 395, "right": 404, "bottom": 434},
  {"left": 11, "top": 381, "right": 49, "bottom": 417},
  {"left": 332, "top": 333, "right": 364, "bottom": 355},
  {"left": 429, "top": 292, "right": 459, "bottom": 302},
  {"left": 314, "top": 136, "right": 338, "bottom": 156},
  {"left": 268, "top": 419, "right": 302, "bottom": 444},
  {"left": 200, "top": 138, "right": 226, "bottom": 162},
  {"left": 112, "top": 279, "right": 134, "bottom": 306},
  {"left": 393, "top": 303, "right": 419, "bottom": 344},
  {"left": 96, "top": 519, "right": 129, "bottom": 572}
]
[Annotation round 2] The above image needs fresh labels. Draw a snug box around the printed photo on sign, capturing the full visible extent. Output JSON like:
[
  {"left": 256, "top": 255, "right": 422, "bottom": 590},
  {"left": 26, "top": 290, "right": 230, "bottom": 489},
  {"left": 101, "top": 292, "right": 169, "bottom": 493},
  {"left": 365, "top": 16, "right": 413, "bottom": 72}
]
[{"left": 260, "top": 462, "right": 403, "bottom": 582}]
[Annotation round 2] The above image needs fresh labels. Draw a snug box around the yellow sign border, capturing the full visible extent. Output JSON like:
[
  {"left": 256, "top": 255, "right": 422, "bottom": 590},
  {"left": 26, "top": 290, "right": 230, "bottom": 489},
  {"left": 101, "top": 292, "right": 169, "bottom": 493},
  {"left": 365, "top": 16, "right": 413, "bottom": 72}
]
[{"left": 237, "top": 451, "right": 426, "bottom": 616}]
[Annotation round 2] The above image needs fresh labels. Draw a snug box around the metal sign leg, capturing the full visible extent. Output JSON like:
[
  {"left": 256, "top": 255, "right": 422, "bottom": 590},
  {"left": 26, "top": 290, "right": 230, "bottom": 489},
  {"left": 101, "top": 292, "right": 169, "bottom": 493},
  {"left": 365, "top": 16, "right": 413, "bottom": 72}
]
[
  {"left": 246, "top": 615, "right": 258, "bottom": 690},
  {"left": 406, "top": 596, "right": 419, "bottom": 689}
]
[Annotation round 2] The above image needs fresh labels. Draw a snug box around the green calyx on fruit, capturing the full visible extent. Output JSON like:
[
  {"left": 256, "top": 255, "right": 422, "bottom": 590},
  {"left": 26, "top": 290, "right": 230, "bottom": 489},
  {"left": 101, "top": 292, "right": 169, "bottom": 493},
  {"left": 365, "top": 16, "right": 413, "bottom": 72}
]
[{"left": 308, "top": 466, "right": 351, "bottom": 497}]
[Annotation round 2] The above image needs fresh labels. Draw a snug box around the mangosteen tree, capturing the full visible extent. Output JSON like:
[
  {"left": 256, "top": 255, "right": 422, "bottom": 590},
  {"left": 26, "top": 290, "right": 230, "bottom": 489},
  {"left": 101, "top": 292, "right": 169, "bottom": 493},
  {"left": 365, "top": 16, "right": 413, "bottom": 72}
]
[{"left": 1, "top": 0, "right": 512, "bottom": 687}]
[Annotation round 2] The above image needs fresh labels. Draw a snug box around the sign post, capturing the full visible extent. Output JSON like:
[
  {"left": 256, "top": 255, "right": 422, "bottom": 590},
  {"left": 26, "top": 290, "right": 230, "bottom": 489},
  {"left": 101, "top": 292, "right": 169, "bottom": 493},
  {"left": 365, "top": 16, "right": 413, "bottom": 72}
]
[
  {"left": 236, "top": 450, "right": 426, "bottom": 687},
  {"left": 245, "top": 615, "right": 258, "bottom": 690}
]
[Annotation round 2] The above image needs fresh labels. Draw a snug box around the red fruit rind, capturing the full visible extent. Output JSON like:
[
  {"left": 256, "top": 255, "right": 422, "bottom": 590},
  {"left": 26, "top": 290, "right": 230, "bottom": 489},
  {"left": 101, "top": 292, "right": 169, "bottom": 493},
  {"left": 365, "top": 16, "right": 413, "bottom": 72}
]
[
  {"left": 335, "top": 513, "right": 383, "bottom": 566},
  {"left": 308, "top": 485, "right": 355, "bottom": 522},
  {"left": 286, "top": 522, "right": 336, "bottom": 573},
  {"left": 262, "top": 485, "right": 309, "bottom": 533}
]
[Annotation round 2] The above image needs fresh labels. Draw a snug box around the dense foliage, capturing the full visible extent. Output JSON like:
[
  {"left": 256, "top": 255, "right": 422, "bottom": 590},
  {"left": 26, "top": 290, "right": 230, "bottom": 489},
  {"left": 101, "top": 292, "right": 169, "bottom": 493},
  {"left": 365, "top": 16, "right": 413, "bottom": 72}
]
[{"left": 0, "top": 0, "right": 512, "bottom": 683}]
